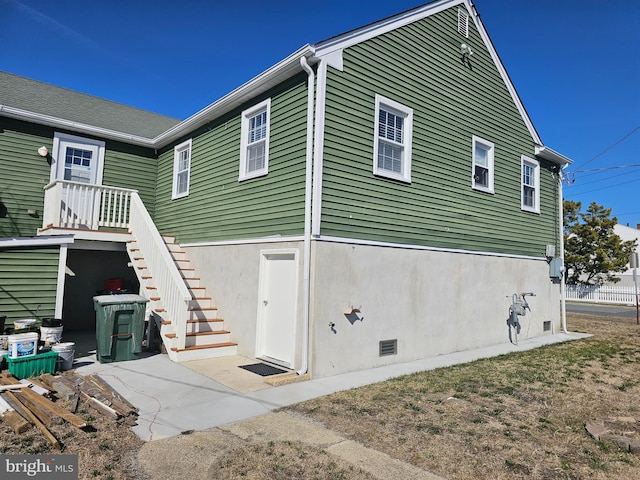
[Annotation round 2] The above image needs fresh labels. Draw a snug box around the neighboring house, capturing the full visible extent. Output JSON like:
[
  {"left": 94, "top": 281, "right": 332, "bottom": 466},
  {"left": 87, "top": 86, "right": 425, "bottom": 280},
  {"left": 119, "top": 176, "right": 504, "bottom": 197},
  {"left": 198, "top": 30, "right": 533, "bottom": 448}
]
[
  {"left": 0, "top": 0, "right": 572, "bottom": 379},
  {"left": 612, "top": 224, "right": 640, "bottom": 287}
]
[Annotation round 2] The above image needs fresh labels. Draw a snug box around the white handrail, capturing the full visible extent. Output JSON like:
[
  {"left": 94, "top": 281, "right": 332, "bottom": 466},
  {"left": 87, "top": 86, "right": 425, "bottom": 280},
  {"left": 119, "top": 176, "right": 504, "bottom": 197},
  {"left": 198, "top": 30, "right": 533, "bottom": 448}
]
[
  {"left": 129, "top": 192, "right": 191, "bottom": 350},
  {"left": 43, "top": 180, "right": 135, "bottom": 230}
]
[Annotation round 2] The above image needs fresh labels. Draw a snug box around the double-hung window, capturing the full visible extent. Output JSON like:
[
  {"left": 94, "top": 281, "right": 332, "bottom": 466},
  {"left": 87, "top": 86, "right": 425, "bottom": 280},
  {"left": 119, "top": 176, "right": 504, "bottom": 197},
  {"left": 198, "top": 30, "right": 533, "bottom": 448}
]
[
  {"left": 521, "top": 156, "right": 540, "bottom": 213},
  {"left": 373, "top": 95, "right": 413, "bottom": 183},
  {"left": 239, "top": 98, "right": 271, "bottom": 180},
  {"left": 172, "top": 139, "right": 192, "bottom": 199},
  {"left": 472, "top": 136, "right": 494, "bottom": 193}
]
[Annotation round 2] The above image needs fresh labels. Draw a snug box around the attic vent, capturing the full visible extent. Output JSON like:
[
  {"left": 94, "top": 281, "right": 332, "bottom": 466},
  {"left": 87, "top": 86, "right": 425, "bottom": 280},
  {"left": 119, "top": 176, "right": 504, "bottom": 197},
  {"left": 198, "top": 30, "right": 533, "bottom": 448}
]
[
  {"left": 457, "top": 9, "right": 469, "bottom": 38},
  {"left": 543, "top": 321, "right": 551, "bottom": 332},
  {"left": 379, "top": 339, "right": 397, "bottom": 357}
]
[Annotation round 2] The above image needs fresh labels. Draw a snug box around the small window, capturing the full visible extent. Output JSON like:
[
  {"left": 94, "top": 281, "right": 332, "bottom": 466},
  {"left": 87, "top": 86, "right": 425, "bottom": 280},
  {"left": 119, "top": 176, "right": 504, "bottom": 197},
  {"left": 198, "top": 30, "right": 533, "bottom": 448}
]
[
  {"left": 458, "top": 9, "right": 469, "bottom": 38},
  {"left": 472, "top": 136, "right": 494, "bottom": 193},
  {"left": 373, "top": 95, "right": 413, "bottom": 183},
  {"left": 172, "top": 139, "right": 192, "bottom": 199},
  {"left": 521, "top": 156, "right": 540, "bottom": 213},
  {"left": 239, "top": 99, "right": 271, "bottom": 181}
]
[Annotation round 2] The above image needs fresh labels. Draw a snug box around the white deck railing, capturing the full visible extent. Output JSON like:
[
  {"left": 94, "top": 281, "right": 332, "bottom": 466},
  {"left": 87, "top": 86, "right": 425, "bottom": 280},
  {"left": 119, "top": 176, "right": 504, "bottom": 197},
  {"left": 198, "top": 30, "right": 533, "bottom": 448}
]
[
  {"left": 129, "top": 193, "right": 191, "bottom": 351},
  {"left": 42, "top": 180, "right": 191, "bottom": 351},
  {"left": 565, "top": 284, "right": 639, "bottom": 306},
  {"left": 43, "top": 180, "right": 134, "bottom": 230}
]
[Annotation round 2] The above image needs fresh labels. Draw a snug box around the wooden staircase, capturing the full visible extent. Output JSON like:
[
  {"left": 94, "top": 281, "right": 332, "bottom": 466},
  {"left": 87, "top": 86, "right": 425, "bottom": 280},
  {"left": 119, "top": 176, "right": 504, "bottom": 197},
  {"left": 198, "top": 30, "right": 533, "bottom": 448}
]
[{"left": 126, "top": 235, "right": 238, "bottom": 362}]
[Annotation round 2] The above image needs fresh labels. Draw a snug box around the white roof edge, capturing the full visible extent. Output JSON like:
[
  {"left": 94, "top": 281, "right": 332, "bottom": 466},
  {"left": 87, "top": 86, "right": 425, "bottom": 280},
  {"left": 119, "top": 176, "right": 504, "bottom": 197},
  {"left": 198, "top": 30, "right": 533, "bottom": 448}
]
[
  {"left": 0, "top": 105, "right": 156, "bottom": 147},
  {"left": 153, "top": 45, "right": 317, "bottom": 148},
  {"left": 466, "top": 1, "right": 542, "bottom": 145},
  {"left": 0, "top": 235, "right": 75, "bottom": 248},
  {"left": 314, "top": 0, "right": 461, "bottom": 57},
  {"left": 534, "top": 145, "right": 573, "bottom": 165}
]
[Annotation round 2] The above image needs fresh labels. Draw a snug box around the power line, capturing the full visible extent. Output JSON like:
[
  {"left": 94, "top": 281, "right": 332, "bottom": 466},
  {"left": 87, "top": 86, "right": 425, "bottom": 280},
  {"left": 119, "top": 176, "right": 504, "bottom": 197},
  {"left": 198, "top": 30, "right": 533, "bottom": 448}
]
[
  {"left": 570, "top": 125, "right": 640, "bottom": 171},
  {"left": 565, "top": 176, "right": 640, "bottom": 196}
]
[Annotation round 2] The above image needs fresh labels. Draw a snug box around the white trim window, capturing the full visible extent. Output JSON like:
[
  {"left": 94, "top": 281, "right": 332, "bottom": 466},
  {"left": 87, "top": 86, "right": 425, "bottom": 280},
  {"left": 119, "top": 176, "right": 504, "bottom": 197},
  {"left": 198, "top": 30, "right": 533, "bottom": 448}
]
[
  {"left": 521, "top": 155, "right": 540, "bottom": 213},
  {"left": 239, "top": 98, "right": 271, "bottom": 181},
  {"left": 373, "top": 95, "right": 413, "bottom": 183},
  {"left": 471, "top": 136, "right": 494, "bottom": 193},
  {"left": 172, "top": 139, "right": 192, "bottom": 199}
]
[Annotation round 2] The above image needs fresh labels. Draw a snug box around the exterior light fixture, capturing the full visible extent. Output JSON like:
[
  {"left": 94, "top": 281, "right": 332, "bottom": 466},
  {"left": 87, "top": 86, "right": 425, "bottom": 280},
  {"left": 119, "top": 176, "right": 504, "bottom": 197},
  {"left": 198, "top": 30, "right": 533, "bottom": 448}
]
[
  {"left": 460, "top": 43, "right": 473, "bottom": 56},
  {"left": 38, "top": 146, "right": 49, "bottom": 157}
]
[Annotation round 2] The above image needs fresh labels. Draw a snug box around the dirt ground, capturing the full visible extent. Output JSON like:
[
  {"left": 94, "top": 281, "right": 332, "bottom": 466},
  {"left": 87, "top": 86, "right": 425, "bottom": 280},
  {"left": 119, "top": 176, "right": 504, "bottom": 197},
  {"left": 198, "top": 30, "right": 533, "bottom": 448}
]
[{"left": 2, "top": 312, "right": 640, "bottom": 479}]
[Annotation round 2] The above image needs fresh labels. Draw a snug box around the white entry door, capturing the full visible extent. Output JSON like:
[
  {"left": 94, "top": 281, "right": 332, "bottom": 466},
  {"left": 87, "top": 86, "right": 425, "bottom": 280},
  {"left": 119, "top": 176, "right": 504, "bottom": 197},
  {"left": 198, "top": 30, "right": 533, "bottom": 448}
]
[
  {"left": 51, "top": 133, "right": 105, "bottom": 228},
  {"left": 256, "top": 251, "right": 298, "bottom": 367}
]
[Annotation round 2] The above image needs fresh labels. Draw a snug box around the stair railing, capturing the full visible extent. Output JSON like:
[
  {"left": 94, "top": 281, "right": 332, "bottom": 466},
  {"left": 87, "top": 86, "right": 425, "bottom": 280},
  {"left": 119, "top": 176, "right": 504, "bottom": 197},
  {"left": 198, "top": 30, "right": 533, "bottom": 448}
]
[{"left": 129, "top": 192, "right": 190, "bottom": 350}]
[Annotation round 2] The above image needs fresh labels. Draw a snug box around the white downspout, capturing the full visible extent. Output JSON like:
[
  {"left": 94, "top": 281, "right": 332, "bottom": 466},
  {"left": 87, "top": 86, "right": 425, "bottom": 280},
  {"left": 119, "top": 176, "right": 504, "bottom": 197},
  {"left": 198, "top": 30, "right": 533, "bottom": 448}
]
[
  {"left": 298, "top": 55, "right": 315, "bottom": 375},
  {"left": 559, "top": 170, "right": 567, "bottom": 333}
]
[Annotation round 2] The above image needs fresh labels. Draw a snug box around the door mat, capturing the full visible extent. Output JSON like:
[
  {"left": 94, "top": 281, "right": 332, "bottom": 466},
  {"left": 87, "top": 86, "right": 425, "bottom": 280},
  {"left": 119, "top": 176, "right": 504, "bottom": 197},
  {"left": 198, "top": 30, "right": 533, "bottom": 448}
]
[{"left": 239, "top": 362, "right": 288, "bottom": 377}]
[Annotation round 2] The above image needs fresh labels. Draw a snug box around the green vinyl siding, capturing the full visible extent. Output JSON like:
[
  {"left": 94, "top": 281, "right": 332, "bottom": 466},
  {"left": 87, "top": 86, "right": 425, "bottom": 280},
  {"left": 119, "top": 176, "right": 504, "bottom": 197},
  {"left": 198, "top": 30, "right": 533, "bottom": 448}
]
[
  {"left": 0, "top": 118, "right": 157, "bottom": 236},
  {"left": 0, "top": 246, "right": 59, "bottom": 323},
  {"left": 102, "top": 141, "right": 158, "bottom": 215},
  {"left": 153, "top": 74, "right": 309, "bottom": 243},
  {"left": 320, "top": 7, "right": 559, "bottom": 257},
  {"left": 0, "top": 118, "right": 55, "bottom": 237}
]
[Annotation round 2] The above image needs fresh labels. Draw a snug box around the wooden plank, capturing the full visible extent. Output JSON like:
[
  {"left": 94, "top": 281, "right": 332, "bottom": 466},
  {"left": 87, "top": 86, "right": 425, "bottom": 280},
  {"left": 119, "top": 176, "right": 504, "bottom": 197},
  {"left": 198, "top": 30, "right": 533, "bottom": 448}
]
[
  {"left": 80, "top": 392, "right": 119, "bottom": 420},
  {"left": 0, "top": 374, "right": 87, "bottom": 429},
  {"left": 87, "top": 375, "right": 138, "bottom": 414},
  {"left": 0, "top": 384, "right": 29, "bottom": 392},
  {"left": 0, "top": 395, "right": 30, "bottom": 434},
  {"left": 12, "top": 391, "right": 62, "bottom": 427},
  {"left": 5, "top": 391, "right": 61, "bottom": 450}
]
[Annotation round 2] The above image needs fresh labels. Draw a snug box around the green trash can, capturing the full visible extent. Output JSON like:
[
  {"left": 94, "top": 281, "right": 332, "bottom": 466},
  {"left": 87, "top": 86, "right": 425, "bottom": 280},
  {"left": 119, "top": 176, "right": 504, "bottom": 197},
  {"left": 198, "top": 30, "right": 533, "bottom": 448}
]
[{"left": 93, "top": 294, "right": 149, "bottom": 363}]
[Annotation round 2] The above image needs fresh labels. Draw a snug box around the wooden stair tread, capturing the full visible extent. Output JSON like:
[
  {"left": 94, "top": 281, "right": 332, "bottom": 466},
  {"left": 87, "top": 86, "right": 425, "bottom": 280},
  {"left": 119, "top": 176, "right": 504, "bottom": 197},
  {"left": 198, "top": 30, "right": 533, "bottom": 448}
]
[
  {"left": 170, "top": 342, "right": 237, "bottom": 352},
  {"left": 165, "top": 330, "right": 230, "bottom": 339},
  {"left": 188, "top": 307, "right": 218, "bottom": 311}
]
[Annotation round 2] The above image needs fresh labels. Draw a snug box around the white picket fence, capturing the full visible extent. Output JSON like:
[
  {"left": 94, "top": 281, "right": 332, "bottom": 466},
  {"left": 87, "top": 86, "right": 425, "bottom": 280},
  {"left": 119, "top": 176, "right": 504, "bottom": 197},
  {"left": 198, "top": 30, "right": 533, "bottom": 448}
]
[{"left": 565, "top": 285, "right": 639, "bottom": 305}]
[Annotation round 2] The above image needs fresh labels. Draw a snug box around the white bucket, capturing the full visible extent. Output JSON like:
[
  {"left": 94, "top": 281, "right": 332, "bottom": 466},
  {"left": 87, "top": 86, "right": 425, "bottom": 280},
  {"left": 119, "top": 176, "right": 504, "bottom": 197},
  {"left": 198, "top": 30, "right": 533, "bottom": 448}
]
[
  {"left": 40, "top": 326, "right": 64, "bottom": 345},
  {"left": 52, "top": 342, "right": 75, "bottom": 371},
  {"left": 14, "top": 319, "right": 36, "bottom": 330},
  {"left": 8, "top": 332, "right": 38, "bottom": 359}
]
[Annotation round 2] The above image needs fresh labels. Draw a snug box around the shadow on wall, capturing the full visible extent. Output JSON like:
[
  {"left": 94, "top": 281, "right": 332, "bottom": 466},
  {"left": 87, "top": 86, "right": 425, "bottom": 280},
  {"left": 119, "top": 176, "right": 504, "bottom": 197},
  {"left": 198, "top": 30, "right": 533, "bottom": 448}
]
[{"left": 62, "top": 249, "right": 139, "bottom": 331}]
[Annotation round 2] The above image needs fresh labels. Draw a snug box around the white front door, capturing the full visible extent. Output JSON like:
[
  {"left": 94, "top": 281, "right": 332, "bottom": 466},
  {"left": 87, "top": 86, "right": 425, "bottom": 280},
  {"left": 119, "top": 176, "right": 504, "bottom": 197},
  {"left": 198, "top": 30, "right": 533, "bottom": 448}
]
[
  {"left": 51, "top": 132, "right": 105, "bottom": 228},
  {"left": 256, "top": 251, "right": 298, "bottom": 367}
]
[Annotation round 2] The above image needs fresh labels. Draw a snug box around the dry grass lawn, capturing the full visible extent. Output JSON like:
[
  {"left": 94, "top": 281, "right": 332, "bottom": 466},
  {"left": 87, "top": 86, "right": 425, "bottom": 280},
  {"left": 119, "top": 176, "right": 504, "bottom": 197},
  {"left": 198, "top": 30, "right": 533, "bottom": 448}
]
[{"left": 289, "top": 313, "right": 640, "bottom": 479}]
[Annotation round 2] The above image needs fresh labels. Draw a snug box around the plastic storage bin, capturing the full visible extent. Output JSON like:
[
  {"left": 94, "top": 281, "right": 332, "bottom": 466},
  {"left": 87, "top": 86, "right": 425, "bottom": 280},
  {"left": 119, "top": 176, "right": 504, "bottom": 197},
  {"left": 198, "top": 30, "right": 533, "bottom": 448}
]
[
  {"left": 93, "top": 294, "right": 149, "bottom": 363},
  {"left": 7, "top": 350, "right": 58, "bottom": 379},
  {"left": 8, "top": 332, "right": 39, "bottom": 358}
]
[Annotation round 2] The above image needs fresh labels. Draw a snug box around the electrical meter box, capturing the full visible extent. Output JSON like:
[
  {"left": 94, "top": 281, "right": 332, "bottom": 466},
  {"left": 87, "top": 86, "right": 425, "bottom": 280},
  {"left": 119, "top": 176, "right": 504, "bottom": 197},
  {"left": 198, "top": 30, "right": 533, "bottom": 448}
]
[{"left": 549, "top": 257, "right": 564, "bottom": 279}]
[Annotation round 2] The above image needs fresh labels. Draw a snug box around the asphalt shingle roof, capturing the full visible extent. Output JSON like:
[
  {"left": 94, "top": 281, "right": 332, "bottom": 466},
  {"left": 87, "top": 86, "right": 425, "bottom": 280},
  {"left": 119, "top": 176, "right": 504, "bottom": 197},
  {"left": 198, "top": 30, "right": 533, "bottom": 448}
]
[{"left": 0, "top": 71, "right": 180, "bottom": 139}]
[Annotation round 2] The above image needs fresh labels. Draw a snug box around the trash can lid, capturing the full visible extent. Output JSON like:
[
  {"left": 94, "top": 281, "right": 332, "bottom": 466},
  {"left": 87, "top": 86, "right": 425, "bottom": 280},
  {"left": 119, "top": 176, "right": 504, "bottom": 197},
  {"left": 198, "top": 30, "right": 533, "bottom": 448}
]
[{"left": 93, "top": 294, "right": 150, "bottom": 305}]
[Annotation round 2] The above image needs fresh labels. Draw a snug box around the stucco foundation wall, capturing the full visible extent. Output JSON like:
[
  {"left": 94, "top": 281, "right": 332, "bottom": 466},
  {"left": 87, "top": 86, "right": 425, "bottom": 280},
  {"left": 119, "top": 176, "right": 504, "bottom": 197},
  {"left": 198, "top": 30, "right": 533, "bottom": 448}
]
[
  {"left": 310, "top": 241, "right": 561, "bottom": 378},
  {"left": 184, "top": 241, "right": 305, "bottom": 365}
]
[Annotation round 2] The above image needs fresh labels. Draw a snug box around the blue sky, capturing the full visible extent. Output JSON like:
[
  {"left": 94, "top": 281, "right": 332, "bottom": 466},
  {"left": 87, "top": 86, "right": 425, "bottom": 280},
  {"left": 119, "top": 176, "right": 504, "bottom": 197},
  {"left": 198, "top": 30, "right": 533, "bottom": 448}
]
[{"left": 1, "top": 0, "right": 639, "bottom": 227}]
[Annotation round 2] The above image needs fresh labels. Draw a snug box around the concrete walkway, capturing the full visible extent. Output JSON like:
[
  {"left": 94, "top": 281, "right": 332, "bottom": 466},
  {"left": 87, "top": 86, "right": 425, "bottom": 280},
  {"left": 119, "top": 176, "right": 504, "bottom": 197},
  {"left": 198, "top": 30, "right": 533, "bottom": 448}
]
[{"left": 72, "top": 331, "right": 591, "bottom": 442}]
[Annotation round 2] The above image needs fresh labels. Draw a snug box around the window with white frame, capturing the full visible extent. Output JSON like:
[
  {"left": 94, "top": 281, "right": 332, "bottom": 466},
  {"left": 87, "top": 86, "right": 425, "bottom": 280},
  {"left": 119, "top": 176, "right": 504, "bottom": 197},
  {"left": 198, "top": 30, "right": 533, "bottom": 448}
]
[
  {"left": 172, "top": 139, "right": 192, "bottom": 199},
  {"left": 373, "top": 95, "right": 413, "bottom": 183},
  {"left": 239, "top": 98, "right": 271, "bottom": 180},
  {"left": 521, "top": 156, "right": 540, "bottom": 213},
  {"left": 472, "top": 136, "right": 494, "bottom": 193}
]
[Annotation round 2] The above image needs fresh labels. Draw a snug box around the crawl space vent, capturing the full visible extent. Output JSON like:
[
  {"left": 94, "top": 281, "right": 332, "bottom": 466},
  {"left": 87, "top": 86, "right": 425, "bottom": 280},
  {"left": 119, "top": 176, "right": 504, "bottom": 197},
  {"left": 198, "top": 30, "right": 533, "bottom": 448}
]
[
  {"left": 457, "top": 9, "right": 469, "bottom": 38},
  {"left": 543, "top": 321, "right": 551, "bottom": 332},
  {"left": 379, "top": 339, "right": 397, "bottom": 357}
]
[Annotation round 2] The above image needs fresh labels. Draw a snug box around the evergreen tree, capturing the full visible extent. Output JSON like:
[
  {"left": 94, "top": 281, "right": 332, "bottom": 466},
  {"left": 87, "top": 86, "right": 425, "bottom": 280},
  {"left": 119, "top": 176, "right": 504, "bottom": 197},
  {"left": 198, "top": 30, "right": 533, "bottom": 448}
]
[{"left": 563, "top": 200, "right": 637, "bottom": 285}]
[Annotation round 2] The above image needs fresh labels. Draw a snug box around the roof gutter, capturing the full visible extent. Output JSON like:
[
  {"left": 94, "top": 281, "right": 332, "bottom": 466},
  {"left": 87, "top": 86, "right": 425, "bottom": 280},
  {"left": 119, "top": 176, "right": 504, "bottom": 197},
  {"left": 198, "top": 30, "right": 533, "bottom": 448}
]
[
  {"left": 535, "top": 145, "right": 573, "bottom": 166},
  {"left": 0, "top": 105, "right": 156, "bottom": 147},
  {"left": 153, "top": 45, "right": 317, "bottom": 149}
]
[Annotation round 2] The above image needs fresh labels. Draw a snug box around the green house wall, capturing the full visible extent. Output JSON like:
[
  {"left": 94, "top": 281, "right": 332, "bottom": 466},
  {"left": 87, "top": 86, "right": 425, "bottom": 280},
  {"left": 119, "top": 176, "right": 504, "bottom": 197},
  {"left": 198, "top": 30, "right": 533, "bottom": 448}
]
[
  {"left": 0, "top": 245, "right": 59, "bottom": 324},
  {"left": 320, "top": 7, "right": 560, "bottom": 257},
  {"left": 153, "top": 74, "right": 309, "bottom": 243},
  {"left": 0, "top": 118, "right": 158, "bottom": 237}
]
